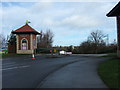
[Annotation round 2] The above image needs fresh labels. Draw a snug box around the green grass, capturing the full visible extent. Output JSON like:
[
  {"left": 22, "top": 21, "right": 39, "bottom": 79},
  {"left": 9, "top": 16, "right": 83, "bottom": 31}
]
[
  {"left": 98, "top": 55, "right": 120, "bottom": 89},
  {"left": 2, "top": 53, "right": 30, "bottom": 58}
]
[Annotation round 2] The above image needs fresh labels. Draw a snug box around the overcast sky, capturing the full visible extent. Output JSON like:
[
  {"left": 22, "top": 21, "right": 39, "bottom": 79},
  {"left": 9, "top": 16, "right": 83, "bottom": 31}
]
[{"left": 0, "top": 0, "right": 119, "bottom": 46}]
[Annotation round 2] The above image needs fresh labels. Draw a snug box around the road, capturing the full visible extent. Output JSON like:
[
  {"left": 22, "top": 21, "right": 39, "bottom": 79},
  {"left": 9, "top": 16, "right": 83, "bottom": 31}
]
[{"left": 2, "top": 54, "right": 108, "bottom": 88}]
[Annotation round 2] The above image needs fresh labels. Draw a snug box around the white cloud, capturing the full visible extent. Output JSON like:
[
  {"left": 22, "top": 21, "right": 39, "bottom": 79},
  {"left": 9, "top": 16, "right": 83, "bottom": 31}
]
[
  {"left": 57, "top": 15, "right": 100, "bottom": 29},
  {"left": 1, "top": 0, "right": 120, "bottom": 2},
  {"left": 1, "top": 2, "right": 118, "bottom": 45},
  {"left": 0, "top": 3, "right": 2, "bottom": 33}
]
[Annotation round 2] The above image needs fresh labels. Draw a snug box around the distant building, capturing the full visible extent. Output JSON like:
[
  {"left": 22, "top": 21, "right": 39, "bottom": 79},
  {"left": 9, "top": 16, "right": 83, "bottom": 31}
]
[
  {"left": 107, "top": 2, "right": 120, "bottom": 57},
  {"left": 8, "top": 23, "right": 40, "bottom": 54}
]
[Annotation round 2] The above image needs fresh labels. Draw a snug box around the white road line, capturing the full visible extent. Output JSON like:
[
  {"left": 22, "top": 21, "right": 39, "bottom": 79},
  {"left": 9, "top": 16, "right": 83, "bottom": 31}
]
[
  {"left": 1, "top": 65, "right": 30, "bottom": 71},
  {"left": 2, "top": 62, "right": 16, "bottom": 65},
  {"left": 19, "top": 65, "right": 30, "bottom": 68},
  {"left": 3, "top": 64, "right": 16, "bottom": 68},
  {"left": 2, "top": 67, "right": 18, "bottom": 70}
]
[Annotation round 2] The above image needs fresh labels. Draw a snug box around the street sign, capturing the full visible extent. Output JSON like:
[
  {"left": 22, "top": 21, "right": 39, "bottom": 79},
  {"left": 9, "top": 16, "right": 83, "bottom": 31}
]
[
  {"left": 54, "top": 49, "right": 56, "bottom": 53},
  {"left": 50, "top": 50, "right": 52, "bottom": 53}
]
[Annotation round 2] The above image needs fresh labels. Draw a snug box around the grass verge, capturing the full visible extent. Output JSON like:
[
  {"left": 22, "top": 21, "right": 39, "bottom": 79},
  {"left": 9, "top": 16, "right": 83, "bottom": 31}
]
[{"left": 98, "top": 53, "right": 119, "bottom": 89}]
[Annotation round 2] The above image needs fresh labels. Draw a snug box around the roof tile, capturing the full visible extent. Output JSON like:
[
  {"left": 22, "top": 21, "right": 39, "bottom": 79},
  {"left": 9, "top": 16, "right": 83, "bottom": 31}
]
[{"left": 12, "top": 24, "right": 40, "bottom": 34}]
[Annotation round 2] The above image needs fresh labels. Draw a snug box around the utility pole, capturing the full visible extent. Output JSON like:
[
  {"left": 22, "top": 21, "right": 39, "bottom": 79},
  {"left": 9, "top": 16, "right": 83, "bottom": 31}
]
[{"left": 106, "top": 34, "right": 109, "bottom": 46}]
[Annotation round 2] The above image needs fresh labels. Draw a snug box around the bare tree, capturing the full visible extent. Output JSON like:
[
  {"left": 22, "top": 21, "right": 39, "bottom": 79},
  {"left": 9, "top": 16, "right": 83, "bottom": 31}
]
[
  {"left": 0, "top": 33, "right": 9, "bottom": 48},
  {"left": 88, "top": 30, "right": 106, "bottom": 44},
  {"left": 87, "top": 30, "right": 106, "bottom": 53},
  {"left": 37, "top": 30, "right": 43, "bottom": 48},
  {"left": 37, "top": 29, "right": 54, "bottom": 48},
  {"left": 45, "top": 29, "right": 54, "bottom": 48},
  {"left": 0, "top": 33, "right": 3, "bottom": 48}
]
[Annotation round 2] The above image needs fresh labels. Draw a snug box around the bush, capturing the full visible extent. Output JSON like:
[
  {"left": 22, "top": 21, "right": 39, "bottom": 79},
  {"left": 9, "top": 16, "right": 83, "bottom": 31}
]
[
  {"left": 72, "top": 44, "right": 117, "bottom": 54},
  {"left": 36, "top": 48, "right": 51, "bottom": 54},
  {"left": 36, "top": 48, "right": 60, "bottom": 54}
]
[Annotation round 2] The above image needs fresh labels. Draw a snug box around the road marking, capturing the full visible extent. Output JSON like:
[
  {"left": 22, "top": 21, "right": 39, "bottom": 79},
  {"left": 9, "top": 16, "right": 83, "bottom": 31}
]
[
  {"left": 19, "top": 65, "right": 30, "bottom": 68},
  {"left": 1, "top": 65, "right": 30, "bottom": 71},
  {"left": 3, "top": 64, "right": 17, "bottom": 68},
  {"left": 2, "top": 67, "right": 18, "bottom": 70},
  {"left": 2, "top": 62, "right": 16, "bottom": 65},
  {"left": 2, "top": 64, "right": 16, "bottom": 67}
]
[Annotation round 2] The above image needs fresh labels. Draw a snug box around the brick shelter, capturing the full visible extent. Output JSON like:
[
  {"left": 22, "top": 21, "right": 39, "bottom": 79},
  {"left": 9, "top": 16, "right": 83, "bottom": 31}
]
[
  {"left": 11, "top": 23, "right": 40, "bottom": 54},
  {"left": 107, "top": 2, "right": 120, "bottom": 57}
]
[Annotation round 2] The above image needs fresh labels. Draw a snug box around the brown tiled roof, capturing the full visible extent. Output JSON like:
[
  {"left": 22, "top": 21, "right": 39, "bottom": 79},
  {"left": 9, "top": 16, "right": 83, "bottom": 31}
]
[
  {"left": 12, "top": 24, "right": 40, "bottom": 34},
  {"left": 107, "top": 2, "right": 120, "bottom": 17}
]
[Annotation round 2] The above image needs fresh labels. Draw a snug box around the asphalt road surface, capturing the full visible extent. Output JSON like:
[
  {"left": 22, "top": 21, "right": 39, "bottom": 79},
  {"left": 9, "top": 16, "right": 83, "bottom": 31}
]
[{"left": 2, "top": 54, "right": 108, "bottom": 88}]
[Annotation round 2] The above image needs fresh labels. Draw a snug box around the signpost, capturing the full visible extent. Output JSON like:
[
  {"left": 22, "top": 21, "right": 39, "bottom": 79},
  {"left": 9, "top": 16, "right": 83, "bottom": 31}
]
[{"left": 54, "top": 49, "right": 56, "bottom": 53}]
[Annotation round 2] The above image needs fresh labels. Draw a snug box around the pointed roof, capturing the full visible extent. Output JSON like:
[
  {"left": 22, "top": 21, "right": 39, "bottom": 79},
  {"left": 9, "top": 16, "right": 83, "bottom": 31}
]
[
  {"left": 12, "top": 24, "right": 40, "bottom": 34},
  {"left": 107, "top": 2, "right": 120, "bottom": 17}
]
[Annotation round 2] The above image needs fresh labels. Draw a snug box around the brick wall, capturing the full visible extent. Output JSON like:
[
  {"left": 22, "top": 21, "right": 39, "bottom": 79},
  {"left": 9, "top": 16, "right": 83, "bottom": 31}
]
[
  {"left": 18, "top": 34, "right": 31, "bottom": 50},
  {"left": 32, "top": 34, "right": 37, "bottom": 49},
  {"left": 8, "top": 43, "right": 16, "bottom": 53}
]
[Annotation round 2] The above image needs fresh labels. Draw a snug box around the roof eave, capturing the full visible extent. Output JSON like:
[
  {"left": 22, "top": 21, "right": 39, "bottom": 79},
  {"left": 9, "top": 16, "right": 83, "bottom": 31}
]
[
  {"left": 12, "top": 31, "right": 41, "bottom": 35},
  {"left": 107, "top": 2, "right": 120, "bottom": 17},
  {"left": 107, "top": 11, "right": 120, "bottom": 17}
]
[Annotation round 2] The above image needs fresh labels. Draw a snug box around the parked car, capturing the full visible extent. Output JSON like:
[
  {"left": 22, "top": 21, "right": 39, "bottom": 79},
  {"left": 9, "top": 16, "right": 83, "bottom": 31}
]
[
  {"left": 59, "top": 50, "right": 72, "bottom": 55},
  {"left": 59, "top": 50, "right": 66, "bottom": 55}
]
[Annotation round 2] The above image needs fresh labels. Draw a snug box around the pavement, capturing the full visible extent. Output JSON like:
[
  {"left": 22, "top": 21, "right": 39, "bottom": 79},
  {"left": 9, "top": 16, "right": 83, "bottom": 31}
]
[
  {"left": 72, "top": 54, "right": 108, "bottom": 57},
  {"left": 2, "top": 54, "right": 108, "bottom": 88},
  {"left": 40, "top": 57, "right": 107, "bottom": 88}
]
